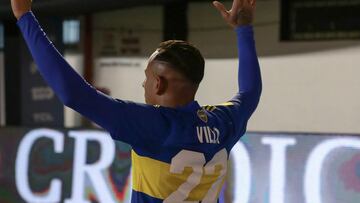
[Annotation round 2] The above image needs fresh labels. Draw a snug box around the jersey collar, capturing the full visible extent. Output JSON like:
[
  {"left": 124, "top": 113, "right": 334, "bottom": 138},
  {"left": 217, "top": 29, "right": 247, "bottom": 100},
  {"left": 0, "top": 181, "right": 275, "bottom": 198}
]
[{"left": 177, "top": 101, "right": 201, "bottom": 112}]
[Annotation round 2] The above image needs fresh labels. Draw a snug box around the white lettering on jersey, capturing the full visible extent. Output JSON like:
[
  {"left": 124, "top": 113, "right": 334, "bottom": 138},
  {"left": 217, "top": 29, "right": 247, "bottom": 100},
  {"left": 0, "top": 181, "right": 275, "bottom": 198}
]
[{"left": 196, "top": 126, "right": 220, "bottom": 144}]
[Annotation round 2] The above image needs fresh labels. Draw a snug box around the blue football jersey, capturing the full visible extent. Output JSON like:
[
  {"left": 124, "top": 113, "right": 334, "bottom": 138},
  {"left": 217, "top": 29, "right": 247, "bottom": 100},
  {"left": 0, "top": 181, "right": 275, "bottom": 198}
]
[{"left": 127, "top": 100, "right": 253, "bottom": 202}]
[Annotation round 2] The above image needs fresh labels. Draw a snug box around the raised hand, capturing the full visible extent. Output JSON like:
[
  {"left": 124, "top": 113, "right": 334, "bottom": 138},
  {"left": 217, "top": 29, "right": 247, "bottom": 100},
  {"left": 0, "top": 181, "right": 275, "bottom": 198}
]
[
  {"left": 213, "top": 0, "right": 256, "bottom": 28},
  {"left": 10, "top": 0, "right": 32, "bottom": 20}
]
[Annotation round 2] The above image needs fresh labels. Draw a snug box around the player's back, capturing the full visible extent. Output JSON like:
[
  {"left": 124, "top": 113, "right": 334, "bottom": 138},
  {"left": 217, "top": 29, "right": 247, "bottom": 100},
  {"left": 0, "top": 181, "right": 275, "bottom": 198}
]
[{"left": 130, "top": 100, "right": 246, "bottom": 203}]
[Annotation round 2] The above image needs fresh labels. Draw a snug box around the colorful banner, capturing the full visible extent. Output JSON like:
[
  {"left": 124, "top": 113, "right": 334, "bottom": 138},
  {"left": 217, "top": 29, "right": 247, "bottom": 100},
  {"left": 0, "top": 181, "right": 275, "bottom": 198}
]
[
  {"left": 0, "top": 128, "right": 132, "bottom": 203},
  {"left": 227, "top": 132, "right": 360, "bottom": 203},
  {"left": 0, "top": 128, "right": 360, "bottom": 203}
]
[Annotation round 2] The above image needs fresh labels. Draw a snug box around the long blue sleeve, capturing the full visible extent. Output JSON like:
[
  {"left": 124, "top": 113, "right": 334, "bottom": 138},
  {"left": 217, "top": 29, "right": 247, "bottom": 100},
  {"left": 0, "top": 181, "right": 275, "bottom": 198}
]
[
  {"left": 16, "top": 12, "right": 170, "bottom": 146},
  {"left": 219, "top": 25, "right": 262, "bottom": 141},
  {"left": 233, "top": 25, "right": 262, "bottom": 119},
  {"left": 17, "top": 12, "right": 118, "bottom": 134}
]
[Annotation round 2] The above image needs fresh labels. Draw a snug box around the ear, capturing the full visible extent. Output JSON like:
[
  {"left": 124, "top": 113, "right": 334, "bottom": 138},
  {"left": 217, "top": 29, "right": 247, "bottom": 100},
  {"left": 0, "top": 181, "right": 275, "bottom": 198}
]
[{"left": 155, "top": 75, "right": 168, "bottom": 95}]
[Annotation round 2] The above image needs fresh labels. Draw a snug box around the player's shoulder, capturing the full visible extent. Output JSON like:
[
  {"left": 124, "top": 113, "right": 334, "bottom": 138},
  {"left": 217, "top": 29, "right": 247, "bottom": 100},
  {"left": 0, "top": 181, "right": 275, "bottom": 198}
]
[
  {"left": 202, "top": 102, "right": 238, "bottom": 112},
  {"left": 200, "top": 101, "right": 242, "bottom": 123}
]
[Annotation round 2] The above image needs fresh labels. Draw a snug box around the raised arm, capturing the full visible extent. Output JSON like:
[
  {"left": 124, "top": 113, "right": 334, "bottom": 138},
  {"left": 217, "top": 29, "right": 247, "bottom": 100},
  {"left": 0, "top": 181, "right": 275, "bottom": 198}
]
[
  {"left": 213, "top": 0, "right": 262, "bottom": 119},
  {"left": 10, "top": 0, "right": 130, "bottom": 136}
]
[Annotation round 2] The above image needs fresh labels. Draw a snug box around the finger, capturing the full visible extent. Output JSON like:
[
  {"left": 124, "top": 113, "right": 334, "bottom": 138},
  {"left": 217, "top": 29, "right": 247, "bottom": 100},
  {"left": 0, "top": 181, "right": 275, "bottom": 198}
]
[
  {"left": 213, "top": 1, "right": 229, "bottom": 18},
  {"left": 249, "top": 0, "right": 256, "bottom": 7},
  {"left": 231, "top": 0, "right": 242, "bottom": 12},
  {"left": 243, "top": 0, "right": 256, "bottom": 9}
]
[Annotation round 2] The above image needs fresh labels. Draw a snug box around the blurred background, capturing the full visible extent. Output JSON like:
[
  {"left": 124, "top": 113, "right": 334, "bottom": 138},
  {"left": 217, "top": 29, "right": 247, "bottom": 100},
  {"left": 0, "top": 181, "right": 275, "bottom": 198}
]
[{"left": 0, "top": 0, "right": 360, "bottom": 202}]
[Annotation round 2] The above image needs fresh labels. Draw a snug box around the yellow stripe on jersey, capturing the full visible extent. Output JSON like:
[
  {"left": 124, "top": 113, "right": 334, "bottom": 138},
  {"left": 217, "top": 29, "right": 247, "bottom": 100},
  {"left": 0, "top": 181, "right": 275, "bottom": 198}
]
[
  {"left": 131, "top": 150, "right": 225, "bottom": 201},
  {"left": 202, "top": 105, "right": 217, "bottom": 112},
  {"left": 218, "top": 102, "right": 234, "bottom": 106}
]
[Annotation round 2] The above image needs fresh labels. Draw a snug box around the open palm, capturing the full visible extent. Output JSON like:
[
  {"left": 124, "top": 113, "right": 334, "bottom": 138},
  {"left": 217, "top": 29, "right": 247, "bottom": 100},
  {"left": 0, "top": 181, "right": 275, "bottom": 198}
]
[{"left": 213, "top": 0, "right": 256, "bottom": 28}]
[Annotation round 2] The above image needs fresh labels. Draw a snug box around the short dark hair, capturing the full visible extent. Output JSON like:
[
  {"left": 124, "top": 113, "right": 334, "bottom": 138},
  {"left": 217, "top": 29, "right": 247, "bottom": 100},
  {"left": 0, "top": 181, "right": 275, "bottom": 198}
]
[{"left": 154, "top": 40, "right": 205, "bottom": 85}]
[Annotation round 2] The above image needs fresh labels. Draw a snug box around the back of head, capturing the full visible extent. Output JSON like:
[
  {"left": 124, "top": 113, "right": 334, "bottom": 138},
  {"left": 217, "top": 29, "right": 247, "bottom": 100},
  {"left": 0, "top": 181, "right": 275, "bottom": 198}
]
[{"left": 154, "top": 40, "right": 205, "bottom": 85}]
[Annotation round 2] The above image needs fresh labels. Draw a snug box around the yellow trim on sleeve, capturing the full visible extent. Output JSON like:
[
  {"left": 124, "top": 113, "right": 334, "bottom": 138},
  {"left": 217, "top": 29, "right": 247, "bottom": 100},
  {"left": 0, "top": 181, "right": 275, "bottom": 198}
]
[{"left": 218, "top": 102, "right": 234, "bottom": 106}]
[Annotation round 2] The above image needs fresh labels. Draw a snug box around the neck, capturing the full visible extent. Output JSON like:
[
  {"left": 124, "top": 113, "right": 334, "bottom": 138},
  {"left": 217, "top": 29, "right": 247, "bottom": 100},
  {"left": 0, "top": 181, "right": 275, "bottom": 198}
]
[
  {"left": 158, "top": 94, "right": 195, "bottom": 108},
  {"left": 158, "top": 83, "right": 197, "bottom": 108}
]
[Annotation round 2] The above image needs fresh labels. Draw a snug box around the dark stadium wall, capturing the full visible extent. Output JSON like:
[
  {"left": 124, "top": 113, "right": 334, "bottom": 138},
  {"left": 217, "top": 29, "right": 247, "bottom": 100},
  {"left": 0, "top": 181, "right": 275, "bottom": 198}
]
[
  {"left": 0, "top": 22, "right": 4, "bottom": 126},
  {"left": 0, "top": 52, "right": 4, "bottom": 126},
  {"left": 163, "top": 1, "right": 188, "bottom": 41},
  {"left": 4, "top": 20, "right": 22, "bottom": 126},
  {"left": 4, "top": 18, "right": 65, "bottom": 127},
  {"left": 0, "top": 0, "right": 188, "bottom": 19}
]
